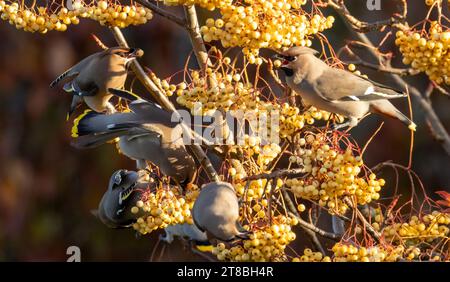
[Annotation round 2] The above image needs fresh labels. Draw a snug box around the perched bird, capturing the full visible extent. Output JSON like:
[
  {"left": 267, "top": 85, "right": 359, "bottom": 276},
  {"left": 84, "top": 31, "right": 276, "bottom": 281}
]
[
  {"left": 273, "top": 46, "right": 416, "bottom": 131},
  {"left": 161, "top": 223, "right": 212, "bottom": 252},
  {"left": 70, "top": 92, "right": 196, "bottom": 186},
  {"left": 50, "top": 47, "right": 144, "bottom": 116},
  {"left": 96, "top": 169, "right": 149, "bottom": 228},
  {"left": 193, "top": 182, "right": 250, "bottom": 241}
]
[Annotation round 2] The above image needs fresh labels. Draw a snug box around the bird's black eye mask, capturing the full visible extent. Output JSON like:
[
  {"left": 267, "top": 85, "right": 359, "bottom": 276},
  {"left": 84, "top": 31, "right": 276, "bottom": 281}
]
[
  {"left": 282, "top": 56, "right": 297, "bottom": 62},
  {"left": 119, "top": 182, "right": 137, "bottom": 205}
]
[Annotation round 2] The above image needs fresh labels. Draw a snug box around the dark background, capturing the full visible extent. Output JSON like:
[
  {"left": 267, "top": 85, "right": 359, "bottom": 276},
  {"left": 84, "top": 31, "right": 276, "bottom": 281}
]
[{"left": 0, "top": 1, "right": 448, "bottom": 261}]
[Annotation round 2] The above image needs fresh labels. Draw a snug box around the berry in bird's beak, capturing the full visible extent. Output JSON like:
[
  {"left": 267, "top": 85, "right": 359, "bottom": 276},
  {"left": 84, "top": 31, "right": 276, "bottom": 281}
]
[
  {"left": 271, "top": 53, "right": 292, "bottom": 67},
  {"left": 127, "top": 48, "right": 144, "bottom": 59}
]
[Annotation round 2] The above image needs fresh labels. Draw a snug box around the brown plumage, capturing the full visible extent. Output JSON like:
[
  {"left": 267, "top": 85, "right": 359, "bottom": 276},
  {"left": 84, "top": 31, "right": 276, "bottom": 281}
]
[
  {"left": 274, "top": 46, "right": 416, "bottom": 131},
  {"left": 50, "top": 47, "right": 144, "bottom": 115}
]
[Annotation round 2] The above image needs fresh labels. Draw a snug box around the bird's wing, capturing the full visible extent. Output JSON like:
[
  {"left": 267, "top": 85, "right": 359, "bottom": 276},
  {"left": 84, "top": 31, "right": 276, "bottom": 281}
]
[
  {"left": 314, "top": 68, "right": 406, "bottom": 102},
  {"left": 129, "top": 100, "right": 180, "bottom": 128},
  {"left": 108, "top": 122, "right": 164, "bottom": 140}
]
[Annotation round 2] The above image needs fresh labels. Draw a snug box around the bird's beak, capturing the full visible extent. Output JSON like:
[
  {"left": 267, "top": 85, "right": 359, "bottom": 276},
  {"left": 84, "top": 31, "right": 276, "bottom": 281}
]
[
  {"left": 272, "top": 53, "right": 285, "bottom": 61},
  {"left": 127, "top": 48, "right": 144, "bottom": 59},
  {"left": 272, "top": 53, "right": 289, "bottom": 67}
]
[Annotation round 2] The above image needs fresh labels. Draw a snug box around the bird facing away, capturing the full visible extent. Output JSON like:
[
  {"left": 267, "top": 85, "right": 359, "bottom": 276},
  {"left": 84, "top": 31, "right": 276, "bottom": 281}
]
[
  {"left": 50, "top": 47, "right": 144, "bottom": 116},
  {"left": 70, "top": 94, "right": 196, "bottom": 186},
  {"left": 96, "top": 169, "right": 149, "bottom": 228},
  {"left": 193, "top": 182, "right": 250, "bottom": 241},
  {"left": 274, "top": 46, "right": 416, "bottom": 131}
]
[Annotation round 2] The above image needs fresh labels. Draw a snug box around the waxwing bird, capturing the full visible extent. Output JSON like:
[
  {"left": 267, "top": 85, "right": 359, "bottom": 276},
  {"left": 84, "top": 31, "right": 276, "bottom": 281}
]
[
  {"left": 70, "top": 96, "right": 196, "bottom": 186},
  {"left": 193, "top": 182, "right": 250, "bottom": 241},
  {"left": 161, "top": 223, "right": 212, "bottom": 252},
  {"left": 96, "top": 169, "right": 150, "bottom": 228},
  {"left": 273, "top": 46, "right": 416, "bottom": 131},
  {"left": 50, "top": 47, "right": 144, "bottom": 116}
]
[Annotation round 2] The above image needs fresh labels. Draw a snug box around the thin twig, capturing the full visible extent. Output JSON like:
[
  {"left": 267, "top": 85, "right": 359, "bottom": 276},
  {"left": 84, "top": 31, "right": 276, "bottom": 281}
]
[
  {"left": 344, "top": 197, "right": 381, "bottom": 243},
  {"left": 281, "top": 191, "right": 329, "bottom": 254}
]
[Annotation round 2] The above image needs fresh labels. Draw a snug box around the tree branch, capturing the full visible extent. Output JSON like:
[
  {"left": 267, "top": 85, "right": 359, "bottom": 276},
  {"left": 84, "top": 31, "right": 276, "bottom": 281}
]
[
  {"left": 325, "top": 0, "right": 407, "bottom": 33},
  {"left": 183, "top": 5, "right": 211, "bottom": 71},
  {"left": 111, "top": 27, "right": 219, "bottom": 182},
  {"left": 134, "top": 0, "right": 186, "bottom": 28},
  {"left": 242, "top": 168, "right": 305, "bottom": 181}
]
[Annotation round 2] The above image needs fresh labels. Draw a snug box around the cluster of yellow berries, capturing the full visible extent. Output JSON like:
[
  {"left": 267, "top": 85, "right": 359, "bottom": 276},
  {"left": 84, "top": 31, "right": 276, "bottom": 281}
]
[
  {"left": 278, "top": 104, "right": 338, "bottom": 138},
  {"left": 0, "top": 2, "right": 78, "bottom": 33},
  {"left": 382, "top": 211, "right": 450, "bottom": 245},
  {"left": 227, "top": 136, "right": 281, "bottom": 169},
  {"left": 131, "top": 185, "right": 199, "bottom": 235},
  {"left": 292, "top": 248, "right": 332, "bottom": 262},
  {"left": 234, "top": 178, "right": 283, "bottom": 204},
  {"left": 395, "top": 22, "right": 450, "bottom": 85},
  {"left": 84, "top": 1, "right": 153, "bottom": 28},
  {"left": 0, "top": 1, "right": 152, "bottom": 33},
  {"left": 200, "top": 0, "right": 334, "bottom": 58},
  {"left": 285, "top": 133, "right": 385, "bottom": 215},
  {"left": 147, "top": 71, "right": 185, "bottom": 98},
  {"left": 212, "top": 216, "right": 298, "bottom": 261},
  {"left": 162, "top": 0, "right": 232, "bottom": 11},
  {"left": 176, "top": 67, "right": 262, "bottom": 116},
  {"left": 331, "top": 243, "right": 406, "bottom": 262},
  {"left": 227, "top": 159, "right": 247, "bottom": 181},
  {"left": 256, "top": 143, "right": 281, "bottom": 168}
]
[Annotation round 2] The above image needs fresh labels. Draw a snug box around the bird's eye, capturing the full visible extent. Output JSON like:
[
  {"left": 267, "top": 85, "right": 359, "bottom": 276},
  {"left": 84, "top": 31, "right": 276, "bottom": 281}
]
[
  {"left": 114, "top": 173, "right": 122, "bottom": 185},
  {"left": 286, "top": 56, "right": 297, "bottom": 62}
]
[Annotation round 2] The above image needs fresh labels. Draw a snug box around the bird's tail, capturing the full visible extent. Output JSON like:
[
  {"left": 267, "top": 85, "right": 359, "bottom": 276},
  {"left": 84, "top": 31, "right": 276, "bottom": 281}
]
[
  {"left": 392, "top": 107, "right": 417, "bottom": 131},
  {"left": 71, "top": 110, "right": 128, "bottom": 148},
  {"left": 71, "top": 109, "right": 102, "bottom": 137},
  {"left": 371, "top": 101, "right": 416, "bottom": 131},
  {"left": 194, "top": 241, "right": 214, "bottom": 252}
]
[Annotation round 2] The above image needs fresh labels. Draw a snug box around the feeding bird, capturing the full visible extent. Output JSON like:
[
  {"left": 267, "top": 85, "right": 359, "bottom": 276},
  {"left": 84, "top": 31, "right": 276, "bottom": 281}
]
[
  {"left": 192, "top": 181, "right": 250, "bottom": 241},
  {"left": 273, "top": 46, "right": 416, "bottom": 131},
  {"left": 50, "top": 47, "right": 144, "bottom": 116},
  {"left": 70, "top": 90, "right": 196, "bottom": 186},
  {"left": 96, "top": 169, "right": 150, "bottom": 228}
]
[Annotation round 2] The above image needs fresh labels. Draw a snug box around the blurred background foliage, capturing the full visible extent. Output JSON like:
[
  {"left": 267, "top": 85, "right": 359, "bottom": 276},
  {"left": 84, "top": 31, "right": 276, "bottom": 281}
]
[{"left": 0, "top": 1, "right": 448, "bottom": 261}]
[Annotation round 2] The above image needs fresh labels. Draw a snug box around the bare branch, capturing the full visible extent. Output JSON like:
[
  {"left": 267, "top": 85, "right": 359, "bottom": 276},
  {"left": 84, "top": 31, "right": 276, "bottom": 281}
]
[
  {"left": 135, "top": 0, "right": 186, "bottom": 28},
  {"left": 325, "top": 0, "right": 407, "bottom": 33},
  {"left": 242, "top": 168, "right": 305, "bottom": 181},
  {"left": 111, "top": 27, "right": 219, "bottom": 182},
  {"left": 183, "top": 5, "right": 211, "bottom": 72}
]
